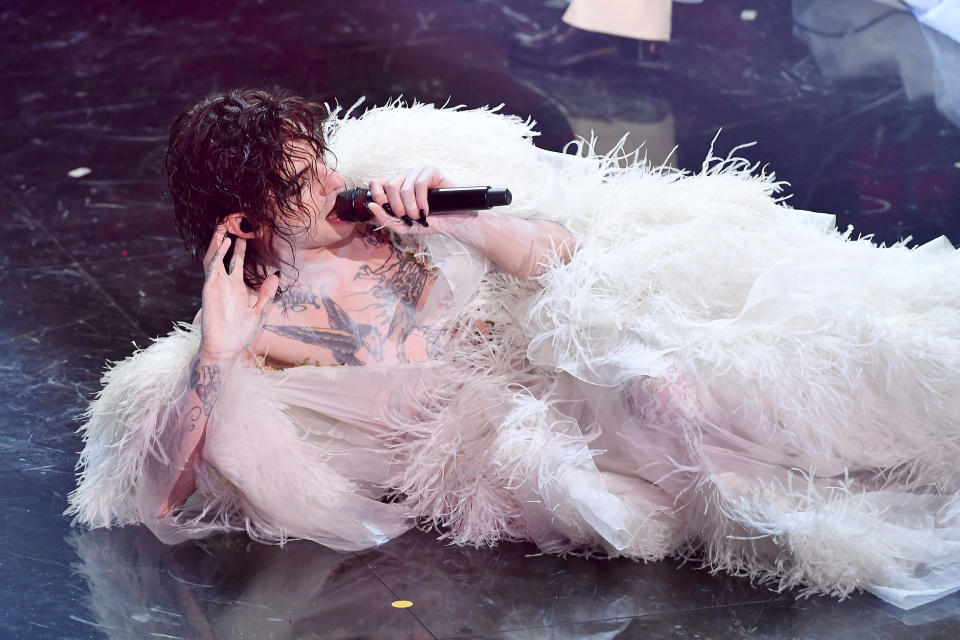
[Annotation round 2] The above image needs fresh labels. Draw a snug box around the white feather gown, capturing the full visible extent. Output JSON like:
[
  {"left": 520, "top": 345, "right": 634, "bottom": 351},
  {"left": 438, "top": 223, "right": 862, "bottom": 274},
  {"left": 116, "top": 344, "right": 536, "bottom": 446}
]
[{"left": 67, "top": 99, "right": 960, "bottom": 610}]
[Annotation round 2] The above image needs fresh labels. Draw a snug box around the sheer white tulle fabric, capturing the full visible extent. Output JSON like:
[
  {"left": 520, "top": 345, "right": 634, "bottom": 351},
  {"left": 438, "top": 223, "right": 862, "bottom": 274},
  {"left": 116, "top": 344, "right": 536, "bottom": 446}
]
[{"left": 68, "top": 100, "right": 960, "bottom": 611}]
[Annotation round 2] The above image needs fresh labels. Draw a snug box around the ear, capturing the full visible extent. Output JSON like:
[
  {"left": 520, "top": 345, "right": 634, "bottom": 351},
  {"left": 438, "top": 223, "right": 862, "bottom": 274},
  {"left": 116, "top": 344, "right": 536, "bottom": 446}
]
[{"left": 222, "top": 212, "right": 258, "bottom": 239}]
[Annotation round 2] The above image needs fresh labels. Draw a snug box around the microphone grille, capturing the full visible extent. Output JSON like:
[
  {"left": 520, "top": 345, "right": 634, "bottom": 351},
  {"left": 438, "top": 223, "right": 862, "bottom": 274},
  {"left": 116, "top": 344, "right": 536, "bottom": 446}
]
[{"left": 333, "top": 187, "right": 372, "bottom": 222}]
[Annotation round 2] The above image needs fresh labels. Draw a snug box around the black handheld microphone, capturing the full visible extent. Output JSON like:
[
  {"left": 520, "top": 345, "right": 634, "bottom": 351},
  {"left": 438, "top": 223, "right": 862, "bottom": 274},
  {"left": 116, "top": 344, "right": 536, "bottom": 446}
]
[{"left": 332, "top": 186, "right": 512, "bottom": 222}]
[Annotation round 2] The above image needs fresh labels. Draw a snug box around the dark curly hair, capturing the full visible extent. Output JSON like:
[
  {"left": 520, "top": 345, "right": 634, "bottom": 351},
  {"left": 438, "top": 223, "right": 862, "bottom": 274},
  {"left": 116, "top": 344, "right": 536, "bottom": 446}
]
[{"left": 165, "top": 88, "right": 334, "bottom": 291}]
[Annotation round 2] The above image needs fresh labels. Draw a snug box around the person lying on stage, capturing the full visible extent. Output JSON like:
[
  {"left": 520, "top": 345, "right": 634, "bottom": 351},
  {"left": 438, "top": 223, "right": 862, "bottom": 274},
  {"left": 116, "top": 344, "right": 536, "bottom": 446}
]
[
  {"left": 70, "top": 87, "right": 960, "bottom": 610},
  {"left": 151, "top": 90, "right": 578, "bottom": 520}
]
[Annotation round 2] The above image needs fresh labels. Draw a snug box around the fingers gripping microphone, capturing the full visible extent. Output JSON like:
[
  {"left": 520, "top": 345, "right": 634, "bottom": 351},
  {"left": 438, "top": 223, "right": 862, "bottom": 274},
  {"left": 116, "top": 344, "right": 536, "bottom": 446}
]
[{"left": 332, "top": 186, "right": 512, "bottom": 222}]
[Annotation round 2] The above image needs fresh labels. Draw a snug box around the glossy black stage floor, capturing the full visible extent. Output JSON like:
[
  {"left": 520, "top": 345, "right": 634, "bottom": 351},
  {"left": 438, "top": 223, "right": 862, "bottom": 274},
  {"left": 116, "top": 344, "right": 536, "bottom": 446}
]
[{"left": 3, "top": 1, "right": 959, "bottom": 638}]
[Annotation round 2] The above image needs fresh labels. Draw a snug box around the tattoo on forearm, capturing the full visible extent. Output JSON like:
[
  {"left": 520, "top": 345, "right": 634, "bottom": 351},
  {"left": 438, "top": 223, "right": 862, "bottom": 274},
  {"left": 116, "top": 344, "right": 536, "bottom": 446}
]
[
  {"left": 191, "top": 362, "right": 223, "bottom": 416},
  {"left": 172, "top": 361, "right": 222, "bottom": 457},
  {"left": 172, "top": 405, "right": 202, "bottom": 459},
  {"left": 150, "top": 359, "right": 222, "bottom": 487}
]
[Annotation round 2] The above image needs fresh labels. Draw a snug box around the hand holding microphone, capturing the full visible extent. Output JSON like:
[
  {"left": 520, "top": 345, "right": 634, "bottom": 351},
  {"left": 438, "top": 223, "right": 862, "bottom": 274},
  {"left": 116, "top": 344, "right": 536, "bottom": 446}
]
[
  {"left": 331, "top": 165, "right": 570, "bottom": 281},
  {"left": 333, "top": 165, "right": 511, "bottom": 236},
  {"left": 333, "top": 186, "right": 512, "bottom": 223}
]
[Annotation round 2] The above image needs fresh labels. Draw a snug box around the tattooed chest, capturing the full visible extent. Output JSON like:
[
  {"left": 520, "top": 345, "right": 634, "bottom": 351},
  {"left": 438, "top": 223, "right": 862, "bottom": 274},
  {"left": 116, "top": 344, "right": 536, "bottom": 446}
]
[{"left": 260, "top": 249, "right": 447, "bottom": 367}]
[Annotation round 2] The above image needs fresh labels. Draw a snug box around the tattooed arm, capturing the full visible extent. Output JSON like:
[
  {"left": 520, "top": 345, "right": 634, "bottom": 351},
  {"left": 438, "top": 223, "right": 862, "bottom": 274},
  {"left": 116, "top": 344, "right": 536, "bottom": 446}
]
[
  {"left": 142, "top": 353, "right": 229, "bottom": 519},
  {"left": 139, "top": 226, "right": 278, "bottom": 521}
]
